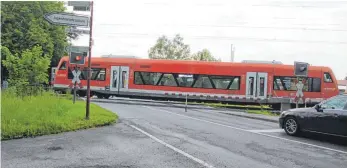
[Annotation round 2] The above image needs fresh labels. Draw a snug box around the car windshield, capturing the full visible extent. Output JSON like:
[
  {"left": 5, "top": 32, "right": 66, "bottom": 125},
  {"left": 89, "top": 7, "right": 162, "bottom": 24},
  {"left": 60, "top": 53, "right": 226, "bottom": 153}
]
[{"left": 320, "top": 95, "right": 347, "bottom": 109}]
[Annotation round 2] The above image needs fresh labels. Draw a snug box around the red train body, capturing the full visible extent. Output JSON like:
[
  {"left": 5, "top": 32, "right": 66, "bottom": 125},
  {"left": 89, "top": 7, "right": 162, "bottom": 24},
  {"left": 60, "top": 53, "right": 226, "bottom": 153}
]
[{"left": 52, "top": 56, "right": 339, "bottom": 107}]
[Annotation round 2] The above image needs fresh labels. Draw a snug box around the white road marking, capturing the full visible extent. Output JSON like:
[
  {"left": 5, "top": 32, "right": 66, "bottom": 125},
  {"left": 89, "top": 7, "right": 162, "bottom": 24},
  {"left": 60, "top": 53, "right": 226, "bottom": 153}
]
[
  {"left": 144, "top": 106, "right": 347, "bottom": 155},
  {"left": 129, "top": 124, "right": 215, "bottom": 168},
  {"left": 248, "top": 129, "right": 284, "bottom": 133}
]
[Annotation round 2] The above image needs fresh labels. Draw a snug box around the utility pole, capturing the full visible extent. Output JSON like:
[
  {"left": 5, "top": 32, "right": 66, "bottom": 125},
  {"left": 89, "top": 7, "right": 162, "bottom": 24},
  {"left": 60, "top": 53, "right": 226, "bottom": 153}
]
[
  {"left": 86, "top": 1, "right": 94, "bottom": 120},
  {"left": 230, "top": 44, "right": 235, "bottom": 62}
]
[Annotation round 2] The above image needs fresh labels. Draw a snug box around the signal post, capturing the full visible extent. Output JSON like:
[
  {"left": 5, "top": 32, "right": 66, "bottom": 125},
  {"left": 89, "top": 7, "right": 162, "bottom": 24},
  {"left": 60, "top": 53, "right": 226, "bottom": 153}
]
[
  {"left": 294, "top": 61, "right": 309, "bottom": 108},
  {"left": 44, "top": 1, "right": 93, "bottom": 120}
]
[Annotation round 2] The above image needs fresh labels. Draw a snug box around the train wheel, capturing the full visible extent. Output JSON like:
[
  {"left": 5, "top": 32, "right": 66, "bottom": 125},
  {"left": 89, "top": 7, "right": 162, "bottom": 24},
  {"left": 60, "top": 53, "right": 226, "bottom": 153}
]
[
  {"left": 77, "top": 91, "right": 86, "bottom": 97},
  {"left": 103, "top": 95, "right": 110, "bottom": 99},
  {"left": 96, "top": 94, "right": 103, "bottom": 99}
]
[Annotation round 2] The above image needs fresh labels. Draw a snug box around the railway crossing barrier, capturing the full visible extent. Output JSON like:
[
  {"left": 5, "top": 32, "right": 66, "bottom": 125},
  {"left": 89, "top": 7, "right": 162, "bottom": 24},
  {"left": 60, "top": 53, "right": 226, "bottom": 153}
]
[{"left": 185, "top": 93, "right": 188, "bottom": 112}]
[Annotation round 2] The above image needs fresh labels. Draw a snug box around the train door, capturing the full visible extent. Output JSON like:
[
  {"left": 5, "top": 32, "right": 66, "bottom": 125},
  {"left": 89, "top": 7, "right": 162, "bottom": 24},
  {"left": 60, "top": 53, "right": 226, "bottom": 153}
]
[
  {"left": 246, "top": 72, "right": 268, "bottom": 99},
  {"left": 119, "top": 66, "right": 129, "bottom": 92},
  {"left": 110, "top": 66, "right": 129, "bottom": 93},
  {"left": 110, "top": 66, "right": 119, "bottom": 93}
]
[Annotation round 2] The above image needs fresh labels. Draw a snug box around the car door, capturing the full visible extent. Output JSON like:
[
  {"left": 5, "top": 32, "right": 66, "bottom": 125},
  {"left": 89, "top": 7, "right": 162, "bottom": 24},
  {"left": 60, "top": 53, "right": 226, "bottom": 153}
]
[{"left": 318, "top": 96, "right": 347, "bottom": 135}]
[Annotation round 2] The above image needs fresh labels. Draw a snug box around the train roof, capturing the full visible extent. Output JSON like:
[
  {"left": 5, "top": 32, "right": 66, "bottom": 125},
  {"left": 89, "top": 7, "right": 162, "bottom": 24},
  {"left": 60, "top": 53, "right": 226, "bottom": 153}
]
[{"left": 59, "top": 56, "right": 330, "bottom": 72}]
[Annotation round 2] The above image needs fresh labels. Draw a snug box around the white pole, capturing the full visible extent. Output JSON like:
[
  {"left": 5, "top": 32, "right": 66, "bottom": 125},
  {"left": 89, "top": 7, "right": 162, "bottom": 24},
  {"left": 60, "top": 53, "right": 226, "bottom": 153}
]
[
  {"left": 185, "top": 93, "right": 188, "bottom": 112},
  {"left": 231, "top": 44, "right": 235, "bottom": 62}
]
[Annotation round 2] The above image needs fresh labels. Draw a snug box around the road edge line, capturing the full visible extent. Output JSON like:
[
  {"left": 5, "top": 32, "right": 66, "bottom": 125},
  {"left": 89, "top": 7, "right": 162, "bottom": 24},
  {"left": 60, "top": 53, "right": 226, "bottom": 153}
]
[{"left": 128, "top": 124, "right": 215, "bottom": 168}]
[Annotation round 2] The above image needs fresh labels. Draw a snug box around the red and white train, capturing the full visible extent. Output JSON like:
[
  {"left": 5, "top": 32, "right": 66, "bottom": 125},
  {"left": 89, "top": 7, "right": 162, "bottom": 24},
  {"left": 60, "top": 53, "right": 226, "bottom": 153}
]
[{"left": 52, "top": 56, "right": 339, "bottom": 108}]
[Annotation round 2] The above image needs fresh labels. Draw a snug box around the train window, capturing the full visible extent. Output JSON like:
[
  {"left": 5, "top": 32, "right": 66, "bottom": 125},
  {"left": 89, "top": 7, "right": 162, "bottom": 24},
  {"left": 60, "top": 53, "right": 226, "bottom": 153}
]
[
  {"left": 59, "top": 61, "right": 67, "bottom": 70},
  {"left": 133, "top": 71, "right": 240, "bottom": 90},
  {"left": 176, "top": 74, "right": 194, "bottom": 87},
  {"left": 141, "top": 72, "right": 162, "bottom": 85},
  {"left": 95, "top": 69, "right": 106, "bottom": 81},
  {"left": 158, "top": 74, "right": 177, "bottom": 86},
  {"left": 324, "top": 72, "right": 333, "bottom": 83},
  {"left": 89, "top": 68, "right": 106, "bottom": 81},
  {"left": 308, "top": 78, "right": 321, "bottom": 92},
  {"left": 274, "top": 78, "right": 282, "bottom": 90},
  {"left": 193, "top": 75, "right": 213, "bottom": 89},
  {"left": 229, "top": 77, "right": 240, "bottom": 90},
  {"left": 209, "top": 76, "right": 240, "bottom": 90},
  {"left": 68, "top": 68, "right": 106, "bottom": 81},
  {"left": 273, "top": 76, "right": 321, "bottom": 92},
  {"left": 210, "top": 76, "right": 231, "bottom": 89},
  {"left": 134, "top": 72, "right": 144, "bottom": 84},
  {"left": 259, "top": 77, "right": 265, "bottom": 96},
  {"left": 248, "top": 77, "right": 255, "bottom": 95}
]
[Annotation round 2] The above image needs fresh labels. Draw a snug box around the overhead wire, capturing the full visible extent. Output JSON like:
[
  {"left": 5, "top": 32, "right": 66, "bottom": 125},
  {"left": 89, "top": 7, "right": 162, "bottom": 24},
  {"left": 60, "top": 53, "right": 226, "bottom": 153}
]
[
  {"left": 96, "top": 23, "right": 347, "bottom": 32},
  {"left": 93, "top": 33, "right": 347, "bottom": 44}
]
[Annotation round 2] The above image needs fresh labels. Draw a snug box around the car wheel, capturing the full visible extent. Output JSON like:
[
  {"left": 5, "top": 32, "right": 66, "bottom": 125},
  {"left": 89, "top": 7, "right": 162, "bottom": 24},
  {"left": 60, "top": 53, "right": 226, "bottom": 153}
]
[{"left": 284, "top": 116, "right": 300, "bottom": 136}]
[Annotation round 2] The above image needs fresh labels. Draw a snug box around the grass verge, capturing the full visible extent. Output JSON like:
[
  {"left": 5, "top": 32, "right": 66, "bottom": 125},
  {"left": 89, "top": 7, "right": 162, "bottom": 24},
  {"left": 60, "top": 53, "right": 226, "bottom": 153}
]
[
  {"left": 1, "top": 90, "right": 118, "bottom": 140},
  {"left": 246, "top": 110, "right": 279, "bottom": 116}
]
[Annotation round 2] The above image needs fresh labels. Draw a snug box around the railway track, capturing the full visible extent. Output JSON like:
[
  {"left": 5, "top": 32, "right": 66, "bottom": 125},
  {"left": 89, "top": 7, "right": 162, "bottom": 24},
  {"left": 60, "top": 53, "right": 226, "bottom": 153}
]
[{"left": 84, "top": 96, "right": 281, "bottom": 115}]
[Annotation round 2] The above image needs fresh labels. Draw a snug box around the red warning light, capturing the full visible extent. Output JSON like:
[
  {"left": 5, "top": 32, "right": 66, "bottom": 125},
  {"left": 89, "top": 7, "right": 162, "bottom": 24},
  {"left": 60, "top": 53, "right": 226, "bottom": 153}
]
[{"left": 76, "top": 56, "right": 81, "bottom": 61}]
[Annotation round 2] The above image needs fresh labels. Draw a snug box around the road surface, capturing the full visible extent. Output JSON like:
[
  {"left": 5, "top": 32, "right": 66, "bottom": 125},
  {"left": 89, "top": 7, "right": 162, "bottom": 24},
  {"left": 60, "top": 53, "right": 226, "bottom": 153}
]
[{"left": 2, "top": 102, "right": 347, "bottom": 168}]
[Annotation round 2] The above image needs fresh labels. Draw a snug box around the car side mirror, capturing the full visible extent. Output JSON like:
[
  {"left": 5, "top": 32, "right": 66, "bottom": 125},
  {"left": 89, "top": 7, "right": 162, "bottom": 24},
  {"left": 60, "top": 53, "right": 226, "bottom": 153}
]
[{"left": 314, "top": 104, "right": 322, "bottom": 112}]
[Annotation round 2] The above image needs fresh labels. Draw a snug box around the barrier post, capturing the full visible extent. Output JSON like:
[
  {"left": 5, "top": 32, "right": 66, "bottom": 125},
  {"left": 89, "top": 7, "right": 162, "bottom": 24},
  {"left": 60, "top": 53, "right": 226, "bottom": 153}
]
[{"left": 185, "top": 93, "right": 188, "bottom": 112}]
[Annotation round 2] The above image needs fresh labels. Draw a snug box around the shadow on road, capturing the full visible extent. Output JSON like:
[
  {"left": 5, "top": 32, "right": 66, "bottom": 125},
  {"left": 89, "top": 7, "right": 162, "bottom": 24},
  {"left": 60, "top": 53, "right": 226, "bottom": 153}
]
[{"left": 297, "top": 132, "right": 347, "bottom": 147}]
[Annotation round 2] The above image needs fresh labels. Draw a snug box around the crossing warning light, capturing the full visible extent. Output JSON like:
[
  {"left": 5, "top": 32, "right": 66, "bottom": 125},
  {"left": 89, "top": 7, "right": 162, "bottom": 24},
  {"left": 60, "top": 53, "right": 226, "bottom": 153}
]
[
  {"left": 70, "top": 52, "right": 87, "bottom": 65},
  {"left": 294, "top": 61, "right": 309, "bottom": 77}
]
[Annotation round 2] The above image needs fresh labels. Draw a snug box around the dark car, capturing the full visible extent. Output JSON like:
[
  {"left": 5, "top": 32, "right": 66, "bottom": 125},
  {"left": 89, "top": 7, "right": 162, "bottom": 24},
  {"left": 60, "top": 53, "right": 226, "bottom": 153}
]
[{"left": 279, "top": 94, "right": 347, "bottom": 137}]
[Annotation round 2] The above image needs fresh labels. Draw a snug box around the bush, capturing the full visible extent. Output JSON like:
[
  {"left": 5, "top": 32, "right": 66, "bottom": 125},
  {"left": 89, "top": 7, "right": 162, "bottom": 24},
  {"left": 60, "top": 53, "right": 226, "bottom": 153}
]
[{"left": 1, "top": 89, "right": 118, "bottom": 140}]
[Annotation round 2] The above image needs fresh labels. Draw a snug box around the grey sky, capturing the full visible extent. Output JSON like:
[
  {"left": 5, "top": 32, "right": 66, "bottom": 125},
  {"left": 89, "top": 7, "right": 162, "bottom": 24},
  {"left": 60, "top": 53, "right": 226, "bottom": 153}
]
[{"left": 70, "top": 0, "right": 347, "bottom": 79}]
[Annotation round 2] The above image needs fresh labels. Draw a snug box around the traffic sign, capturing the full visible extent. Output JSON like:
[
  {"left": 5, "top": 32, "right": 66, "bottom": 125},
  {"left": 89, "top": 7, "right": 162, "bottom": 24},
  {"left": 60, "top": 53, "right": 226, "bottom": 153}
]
[
  {"left": 73, "top": 6, "right": 90, "bottom": 12},
  {"left": 66, "top": 27, "right": 90, "bottom": 34},
  {"left": 69, "top": 69, "right": 83, "bottom": 89},
  {"left": 68, "top": 1, "right": 91, "bottom": 11},
  {"left": 69, "top": 46, "right": 89, "bottom": 53},
  {"left": 72, "top": 70, "right": 81, "bottom": 84},
  {"left": 44, "top": 12, "right": 89, "bottom": 27},
  {"left": 68, "top": 1, "right": 90, "bottom": 7},
  {"left": 70, "top": 52, "right": 87, "bottom": 65},
  {"left": 294, "top": 61, "right": 309, "bottom": 77}
]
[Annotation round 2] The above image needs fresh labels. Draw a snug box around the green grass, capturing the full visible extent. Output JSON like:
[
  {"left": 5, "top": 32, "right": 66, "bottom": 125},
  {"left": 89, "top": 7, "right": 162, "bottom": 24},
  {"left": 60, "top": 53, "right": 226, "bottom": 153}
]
[
  {"left": 1, "top": 91, "right": 118, "bottom": 140},
  {"left": 246, "top": 110, "right": 279, "bottom": 116}
]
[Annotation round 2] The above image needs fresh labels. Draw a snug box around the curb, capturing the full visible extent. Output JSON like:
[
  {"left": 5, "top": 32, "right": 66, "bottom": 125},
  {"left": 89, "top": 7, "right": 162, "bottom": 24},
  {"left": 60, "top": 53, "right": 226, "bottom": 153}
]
[{"left": 218, "top": 112, "right": 278, "bottom": 123}]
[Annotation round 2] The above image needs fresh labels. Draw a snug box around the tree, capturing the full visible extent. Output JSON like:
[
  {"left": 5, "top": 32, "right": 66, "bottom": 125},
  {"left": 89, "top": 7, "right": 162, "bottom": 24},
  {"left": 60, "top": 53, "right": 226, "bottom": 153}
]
[
  {"left": 1, "top": 1, "right": 75, "bottom": 81},
  {"left": 191, "top": 49, "right": 221, "bottom": 62},
  {"left": 148, "top": 34, "right": 191, "bottom": 60},
  {"left": 2, "top": 46, "right": 50, "bottom": 95}
]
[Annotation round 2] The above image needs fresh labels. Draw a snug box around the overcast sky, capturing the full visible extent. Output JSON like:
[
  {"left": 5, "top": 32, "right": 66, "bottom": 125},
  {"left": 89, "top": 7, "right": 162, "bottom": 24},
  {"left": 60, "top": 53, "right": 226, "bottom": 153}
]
[{"left": 69, "top": 0, "right": 347, "bottom": 79}]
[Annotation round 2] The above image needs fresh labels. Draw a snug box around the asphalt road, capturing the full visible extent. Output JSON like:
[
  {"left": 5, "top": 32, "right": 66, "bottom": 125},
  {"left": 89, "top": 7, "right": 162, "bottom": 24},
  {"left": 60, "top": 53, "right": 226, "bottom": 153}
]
[{"left": 2, "top": 102, "right": 347, "bottom": 168}]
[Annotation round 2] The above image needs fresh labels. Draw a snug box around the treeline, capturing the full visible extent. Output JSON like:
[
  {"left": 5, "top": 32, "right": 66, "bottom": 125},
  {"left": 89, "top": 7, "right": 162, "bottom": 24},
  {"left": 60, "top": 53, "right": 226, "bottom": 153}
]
[
  {"left": 149, "top": 34, "right": 220, "bottom": 62},
  {"left": 1, "top": 1, "right": 81, "bottom": 92}
]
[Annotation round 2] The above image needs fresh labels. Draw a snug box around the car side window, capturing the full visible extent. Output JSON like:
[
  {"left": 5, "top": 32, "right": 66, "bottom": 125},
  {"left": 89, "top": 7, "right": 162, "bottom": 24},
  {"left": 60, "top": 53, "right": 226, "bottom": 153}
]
[{"left": 321, "top": 96, "right": 347, "bottom": 110}]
